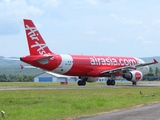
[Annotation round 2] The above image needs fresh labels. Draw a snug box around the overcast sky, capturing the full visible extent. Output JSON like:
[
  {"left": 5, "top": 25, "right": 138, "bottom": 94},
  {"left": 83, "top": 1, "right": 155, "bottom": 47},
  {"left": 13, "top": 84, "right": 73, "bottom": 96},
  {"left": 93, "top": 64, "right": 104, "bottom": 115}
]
[{"left": 0, "top": 0, "right": 160, "bottom": 57}]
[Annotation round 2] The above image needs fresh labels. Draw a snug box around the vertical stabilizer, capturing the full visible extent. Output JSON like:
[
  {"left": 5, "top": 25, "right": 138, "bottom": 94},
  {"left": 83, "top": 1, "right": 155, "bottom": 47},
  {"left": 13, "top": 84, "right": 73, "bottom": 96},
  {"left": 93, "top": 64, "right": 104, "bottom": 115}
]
[{"left": 24, "top": 19, "right": 53, "bottom": 55}]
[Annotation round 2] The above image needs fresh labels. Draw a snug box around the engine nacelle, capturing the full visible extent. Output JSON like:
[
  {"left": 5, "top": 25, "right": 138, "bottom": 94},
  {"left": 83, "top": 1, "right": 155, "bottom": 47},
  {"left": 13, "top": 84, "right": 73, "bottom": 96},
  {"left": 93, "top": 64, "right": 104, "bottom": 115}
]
[
  {"left": 87, "top": 77, "right": 98, "bottom": 82},
  {"left": 122, "top": 70, "right": 143, "bottom": 82},
  {"left": 79, "top": 76, "right": 98, "bottom": 82}
]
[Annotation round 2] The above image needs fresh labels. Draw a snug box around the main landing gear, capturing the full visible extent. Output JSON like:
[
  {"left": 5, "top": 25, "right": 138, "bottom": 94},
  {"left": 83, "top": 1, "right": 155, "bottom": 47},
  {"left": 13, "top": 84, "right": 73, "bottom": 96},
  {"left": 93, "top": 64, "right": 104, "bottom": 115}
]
[
  {"left": 106, "top": 73, "right": 116, "bottom": 86},
  {"left": 77, "top": 77, "right": 87, "bottom": 86},
  {"left": 132, "top": 81, "right": 137, "bottom": 85},
  {"left": 106, "top": 79, "right": 115, "bottom": 86},
  {"left": 78, "top": 80, "right": 86, "bottom": 86}
]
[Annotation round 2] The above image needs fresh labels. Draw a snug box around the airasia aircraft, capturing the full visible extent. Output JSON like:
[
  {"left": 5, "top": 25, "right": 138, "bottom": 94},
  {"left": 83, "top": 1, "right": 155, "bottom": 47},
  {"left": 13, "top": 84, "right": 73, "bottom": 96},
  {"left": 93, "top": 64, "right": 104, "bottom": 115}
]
[{"left": 20, "top": 19, "right": 158, "bottom": 86}]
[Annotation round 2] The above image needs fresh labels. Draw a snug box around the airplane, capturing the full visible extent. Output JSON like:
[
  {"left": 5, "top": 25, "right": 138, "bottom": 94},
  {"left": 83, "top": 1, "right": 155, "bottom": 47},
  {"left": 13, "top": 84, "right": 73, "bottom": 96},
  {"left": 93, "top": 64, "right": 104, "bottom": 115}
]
[{"left": 20, "top": 19, "right": 158, "bottom": 86}]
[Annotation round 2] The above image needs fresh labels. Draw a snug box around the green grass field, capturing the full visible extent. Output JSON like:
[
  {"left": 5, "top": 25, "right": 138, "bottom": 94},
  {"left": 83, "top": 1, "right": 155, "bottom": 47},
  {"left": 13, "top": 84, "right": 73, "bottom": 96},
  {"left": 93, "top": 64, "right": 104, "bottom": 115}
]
[{"left": 0, "top": 82, "right": 159, "bottom": 120}]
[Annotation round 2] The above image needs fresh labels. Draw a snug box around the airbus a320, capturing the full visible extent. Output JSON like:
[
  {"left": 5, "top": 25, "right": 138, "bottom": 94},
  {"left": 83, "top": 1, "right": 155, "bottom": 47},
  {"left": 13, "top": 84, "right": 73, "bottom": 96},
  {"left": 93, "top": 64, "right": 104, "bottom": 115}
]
[{"left": 20, "top": 19, "right": 158, "bottom": 86}]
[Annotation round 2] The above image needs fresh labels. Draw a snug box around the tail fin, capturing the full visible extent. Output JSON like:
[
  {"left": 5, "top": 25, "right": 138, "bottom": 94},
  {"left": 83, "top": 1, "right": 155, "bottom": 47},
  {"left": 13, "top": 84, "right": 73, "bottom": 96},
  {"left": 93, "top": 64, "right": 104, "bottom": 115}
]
[{"left": 24, "top": 19, "right": 53, "bottom": 55}]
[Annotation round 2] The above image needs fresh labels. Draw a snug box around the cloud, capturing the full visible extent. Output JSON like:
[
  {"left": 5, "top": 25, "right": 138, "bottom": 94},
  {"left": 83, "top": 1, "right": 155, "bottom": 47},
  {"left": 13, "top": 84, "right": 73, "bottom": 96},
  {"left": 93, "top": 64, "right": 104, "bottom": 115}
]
[
  {"left": 122, "top": 18, "right": 143, "bottom": 26},
  {"left": 87, "top": 0, "right": 99, "bottom": 5},
  {"left": 136, "top": 36, "right": 152, "bottom": 46},
  {"left": 145, "top": 29, "right": 151, "bottom": 34},
  {"left": 29, "top": 0, "right": 61, "bottom": 9},
  {"left": 110, "top": 14, "right": 143, "bottom": 26},
  {"left": 84, "top": 29, "right": 97, "bottom": 35},
  {"left": 87, "top": 0, "right": 113, "bottom": 5},
  {"left": 110, "top": 14, "right": 119, "bottom": 20},
  {"left": 0, "top": 0, "right": 44, "bottom": 20},
  {"left": 0, "top": 0, "right": 44, "bottom": 35},
  {"left": 153, "top": 19, "right": 160, "bottom": 27},
  {"left": 134, "top": 37, "right": 153, "bottom": 50},
  {"left": 43, "top": 0, "right": 61, "bottom": 8},
  {"left": 100, "top": 37, "right": 117, "bottom": 43}
]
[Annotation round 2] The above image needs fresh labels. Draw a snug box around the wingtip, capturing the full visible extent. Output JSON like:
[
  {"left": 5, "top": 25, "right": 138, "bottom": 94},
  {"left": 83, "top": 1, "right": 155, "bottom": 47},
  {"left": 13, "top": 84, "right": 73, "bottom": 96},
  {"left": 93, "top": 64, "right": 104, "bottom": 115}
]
[{"left": 153, "top": 59, "right": 158, "bottom": 64}]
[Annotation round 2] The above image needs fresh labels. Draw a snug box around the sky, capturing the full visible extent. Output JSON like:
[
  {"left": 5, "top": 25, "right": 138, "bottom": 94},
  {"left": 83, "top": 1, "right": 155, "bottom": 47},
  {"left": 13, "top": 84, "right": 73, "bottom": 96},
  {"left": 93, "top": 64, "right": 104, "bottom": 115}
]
[{"left": 0, "top": 0, "right": 160, "bottom": 57}]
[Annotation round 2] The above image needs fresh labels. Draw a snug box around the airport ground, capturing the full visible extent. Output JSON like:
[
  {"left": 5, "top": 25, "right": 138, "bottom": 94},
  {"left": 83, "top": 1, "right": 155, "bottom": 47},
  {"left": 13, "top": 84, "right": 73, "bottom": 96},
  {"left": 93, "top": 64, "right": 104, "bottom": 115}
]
[
  {"left": 0, "top": 81, "right": 160, "bottom": 120},
  {"left": 0, "top": 81, "right": 160, "bottom": 90},
  {"left": 75, "top": 102, "right": 160, "bottom": 120}
]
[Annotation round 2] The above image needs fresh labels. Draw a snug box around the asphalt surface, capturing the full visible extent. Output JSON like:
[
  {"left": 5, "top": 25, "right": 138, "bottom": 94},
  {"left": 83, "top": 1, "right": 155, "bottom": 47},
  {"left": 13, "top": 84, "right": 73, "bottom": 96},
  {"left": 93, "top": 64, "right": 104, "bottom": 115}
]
[
  {"left": 0, "top": 81, "right": 160, "bottom": 91},
  {"left": 75, "top": 102, "right": 160, "bottom": 120}
]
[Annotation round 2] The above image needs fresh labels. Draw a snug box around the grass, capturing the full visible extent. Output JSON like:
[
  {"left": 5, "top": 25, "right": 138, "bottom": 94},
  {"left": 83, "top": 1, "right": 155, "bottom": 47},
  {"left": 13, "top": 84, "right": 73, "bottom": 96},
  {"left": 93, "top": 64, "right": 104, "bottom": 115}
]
[{"left": 0, "top": 84, "right": 160, "bottom": 120}]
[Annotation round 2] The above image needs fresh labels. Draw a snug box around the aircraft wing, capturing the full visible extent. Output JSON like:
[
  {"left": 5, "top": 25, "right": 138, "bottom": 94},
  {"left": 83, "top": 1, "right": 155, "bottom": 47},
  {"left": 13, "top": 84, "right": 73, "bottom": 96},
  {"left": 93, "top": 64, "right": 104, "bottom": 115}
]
[
  {"left": 135, "top": 59, "right": 158, "bottom": 67},
  {"left": 100, "top": 59, "right": 158, "bottom": 74}
]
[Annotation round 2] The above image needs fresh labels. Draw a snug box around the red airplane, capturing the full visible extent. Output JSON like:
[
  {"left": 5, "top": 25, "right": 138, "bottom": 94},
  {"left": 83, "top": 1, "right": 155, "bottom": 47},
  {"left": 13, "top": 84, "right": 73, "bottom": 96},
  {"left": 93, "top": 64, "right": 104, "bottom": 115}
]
[{"left": 20, "top": 19, "right": 158, "bottom": 86}]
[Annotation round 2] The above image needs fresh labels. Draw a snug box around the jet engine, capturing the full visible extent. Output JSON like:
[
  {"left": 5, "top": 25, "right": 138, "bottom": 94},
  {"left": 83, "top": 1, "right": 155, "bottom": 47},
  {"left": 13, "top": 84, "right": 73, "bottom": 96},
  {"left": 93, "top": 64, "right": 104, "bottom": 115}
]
[
  {"left": 86, "top": 77, "right": 99, "bottom": 82},
  {"left": 79, "top": 76, "right": 98, "bottom": 82},
  {"left": 122, "top": 70, "right": 143, "bottom": 82}
]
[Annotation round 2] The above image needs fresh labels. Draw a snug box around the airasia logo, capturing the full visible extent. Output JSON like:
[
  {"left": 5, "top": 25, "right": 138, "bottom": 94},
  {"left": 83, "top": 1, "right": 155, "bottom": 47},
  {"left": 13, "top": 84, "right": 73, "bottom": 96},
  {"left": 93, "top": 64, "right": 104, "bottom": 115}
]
[
  {"left": 25, "top": 24, "right": 47, "bottom": 55},
  {"left": 90, "top": 57, "right": 137, "bottom": 66},
  {"left": 135, "top": 72, "right": 141, "bottom": 81}
]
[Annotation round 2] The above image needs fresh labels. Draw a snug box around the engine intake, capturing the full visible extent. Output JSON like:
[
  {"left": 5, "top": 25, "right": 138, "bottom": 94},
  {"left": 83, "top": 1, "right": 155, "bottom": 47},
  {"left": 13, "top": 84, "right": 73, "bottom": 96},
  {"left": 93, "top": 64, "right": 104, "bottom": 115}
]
[{"left": 123, "top": 70, "right": 143, "bottom": 82}]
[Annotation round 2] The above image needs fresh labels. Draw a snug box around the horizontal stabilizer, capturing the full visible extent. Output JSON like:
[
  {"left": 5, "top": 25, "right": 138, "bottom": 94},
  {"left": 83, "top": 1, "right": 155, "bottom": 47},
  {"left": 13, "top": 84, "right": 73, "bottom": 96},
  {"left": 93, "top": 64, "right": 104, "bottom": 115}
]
[
  {"left": 34, "top": 55, "right": 54, "bottom": 64},
  {"left": 20, "top": 54, "right": 54, "bottom": 65}
]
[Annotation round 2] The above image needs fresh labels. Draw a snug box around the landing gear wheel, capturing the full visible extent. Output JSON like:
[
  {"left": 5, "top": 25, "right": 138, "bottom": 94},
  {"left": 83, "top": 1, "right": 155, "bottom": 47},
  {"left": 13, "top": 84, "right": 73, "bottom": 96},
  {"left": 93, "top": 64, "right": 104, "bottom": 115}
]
[
  {"left": 106, "top": 79, "right": 115, "bottom": 86},
  {"left": 132, "top": 81, "right": 137, "bottom": 85},
  {"left": 107, "top": 79, "right": 111, "bottom": 85},
  {"left": 111, "top": 80, "right": 115, "bottom": 85},
  {"left": 78, "top": 80, "right": 86, "bottom": 86}
]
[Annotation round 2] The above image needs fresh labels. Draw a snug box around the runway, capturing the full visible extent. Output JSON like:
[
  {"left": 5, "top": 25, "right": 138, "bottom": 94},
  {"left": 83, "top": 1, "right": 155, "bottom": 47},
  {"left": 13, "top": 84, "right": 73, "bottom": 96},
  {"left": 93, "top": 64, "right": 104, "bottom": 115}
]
[
  {"left": 75, "top": 102, "right": 160, "bottom": 120},
  {"left": 0, "top": 81, "right": 160, "bottom": 91}
]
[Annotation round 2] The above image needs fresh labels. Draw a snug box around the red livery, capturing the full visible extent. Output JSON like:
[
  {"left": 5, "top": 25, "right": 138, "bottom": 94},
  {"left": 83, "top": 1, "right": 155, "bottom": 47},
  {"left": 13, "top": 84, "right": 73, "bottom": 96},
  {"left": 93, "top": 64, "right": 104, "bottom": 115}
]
[{"left": 20, "top": 19, "right": 158, "bottom": 86}]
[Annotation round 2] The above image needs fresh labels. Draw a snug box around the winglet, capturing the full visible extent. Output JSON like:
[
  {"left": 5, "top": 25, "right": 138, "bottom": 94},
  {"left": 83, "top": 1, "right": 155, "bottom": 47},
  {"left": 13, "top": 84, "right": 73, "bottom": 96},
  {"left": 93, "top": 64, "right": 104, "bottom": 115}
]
[{"left": 153, "top": 59, "right": 158, "bottom": 64}]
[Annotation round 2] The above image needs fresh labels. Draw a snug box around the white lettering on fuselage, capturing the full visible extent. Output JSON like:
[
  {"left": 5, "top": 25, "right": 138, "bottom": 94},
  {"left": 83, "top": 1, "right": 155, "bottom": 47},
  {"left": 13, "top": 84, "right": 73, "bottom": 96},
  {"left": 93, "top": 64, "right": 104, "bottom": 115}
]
[
  {"left": 90, "top": 57, "right": 137, "bottom": 66},
  {"left": 25, "top": 25, "right": 47, "bottom": 55}
]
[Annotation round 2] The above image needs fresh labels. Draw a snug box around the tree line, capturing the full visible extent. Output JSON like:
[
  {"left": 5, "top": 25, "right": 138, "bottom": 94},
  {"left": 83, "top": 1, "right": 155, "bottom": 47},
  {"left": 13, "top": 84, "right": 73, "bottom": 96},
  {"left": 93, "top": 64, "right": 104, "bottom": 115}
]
[
  {"left": 0, "top": 74, "right": 34, "bottom": 82},
  {"left": 144, "top": 67, "right": 160, "bottom": 80},
  {"left": 0, "top": 67, "right": 41, "bottom": 82}
]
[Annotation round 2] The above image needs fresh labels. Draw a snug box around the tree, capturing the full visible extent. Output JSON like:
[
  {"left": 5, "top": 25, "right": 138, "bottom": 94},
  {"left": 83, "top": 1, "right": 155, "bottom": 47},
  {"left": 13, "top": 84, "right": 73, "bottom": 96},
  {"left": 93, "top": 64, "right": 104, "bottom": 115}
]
[
  {"left": 149, "top": 67, "right": 153, "bottom": 73},
  {"left": 155, "top": 67, "right": 159, "bottom": 76},
  {"left": 0, "top": 74, "right": 34, "bottom": 82},
  {"left": 0, "top": 74, "right": 7, "bottom": 82}
]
